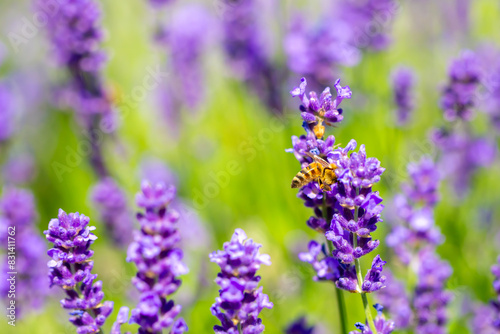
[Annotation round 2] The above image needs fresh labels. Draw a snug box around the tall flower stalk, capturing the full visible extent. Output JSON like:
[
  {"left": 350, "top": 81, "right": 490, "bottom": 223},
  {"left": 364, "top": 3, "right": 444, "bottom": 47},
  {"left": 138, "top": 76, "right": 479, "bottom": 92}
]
[
  {"left": 123, "top": 181, "right": 188, "bottom": 333},
  {"left": 38, "top": 0, "right": 134, "bottom": 246},
  {"left": 289, "top": 78, "right": 390, "bottom": 334},
  {"left": 0, "top": 188, "right": 48, "bottom": 316},
  {"left": 44, "top": 209, "right": 114, "bottom": 333},
  {"left": 209, "top": 228, "right": 273, "bottom": 333},
  {"left": 383, "top": 157, "right": 453, "bottom": 333}
]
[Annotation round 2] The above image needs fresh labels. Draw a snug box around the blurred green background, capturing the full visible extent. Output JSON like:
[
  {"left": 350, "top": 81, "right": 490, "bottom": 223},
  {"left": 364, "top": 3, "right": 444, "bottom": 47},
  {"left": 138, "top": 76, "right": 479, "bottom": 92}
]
[{"left": 1, "top": 0, "right": 500, "bottom": 333}]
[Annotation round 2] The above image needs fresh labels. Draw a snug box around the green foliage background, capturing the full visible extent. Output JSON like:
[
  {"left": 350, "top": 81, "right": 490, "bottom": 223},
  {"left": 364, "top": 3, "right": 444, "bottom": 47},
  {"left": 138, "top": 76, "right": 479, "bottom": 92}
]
[{"left": 0, "top": 0, "right": 500, "bottom": 333}]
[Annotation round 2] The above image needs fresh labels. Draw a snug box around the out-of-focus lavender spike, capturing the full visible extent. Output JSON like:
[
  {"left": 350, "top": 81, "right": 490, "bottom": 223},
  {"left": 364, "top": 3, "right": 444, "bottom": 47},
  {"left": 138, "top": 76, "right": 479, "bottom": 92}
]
[
  {"left": 44, "top": 209, "right": 113, "bottom": 332},
  {"left": 391, "top": 66, "right": 416, "bottom": 126},
  {"left": 375, "top": 270, "right": 412, "bottom": 329},
  {"left": 90, "top": 177, "right": 133, "bottom": 246},
  {"left": 221, "top": 0, "right": 283, "bottom": 113},
  {"left": 285, "top": 316, "right": 315, "bottom": 334},
  {"left": 0, "top": 81, "right": 15, "bottom": 142},
  {"left": 210, "top": 228, "right": 273, "bottom": 333},
  {"left": 349, "top": 304, "right": 395, "bottom": 334},
  {"left": 285, "top": 16, "right": 361, "bottom": 87},
  {"left": 127, "top": 181, "right": 188, "bottom": 333},
  {"left": 1, "top": 152, "right": 36, "bottom": 185},
  {"left": 0, "top": 188, "right": 48, "bottom": 317}
]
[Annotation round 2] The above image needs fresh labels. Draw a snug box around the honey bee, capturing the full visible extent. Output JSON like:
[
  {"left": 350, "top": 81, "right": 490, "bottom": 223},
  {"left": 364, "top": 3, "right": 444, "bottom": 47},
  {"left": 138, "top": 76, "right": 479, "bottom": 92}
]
[{"left": 291, "top": 152, "right": 338, "bottom": 191}]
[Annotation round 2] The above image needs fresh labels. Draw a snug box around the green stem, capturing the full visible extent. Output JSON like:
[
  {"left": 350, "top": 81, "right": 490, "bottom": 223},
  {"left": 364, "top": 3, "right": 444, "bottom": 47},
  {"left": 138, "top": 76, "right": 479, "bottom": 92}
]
[{"left": 238, "top": 323, "right": 242, "bottom": 334}]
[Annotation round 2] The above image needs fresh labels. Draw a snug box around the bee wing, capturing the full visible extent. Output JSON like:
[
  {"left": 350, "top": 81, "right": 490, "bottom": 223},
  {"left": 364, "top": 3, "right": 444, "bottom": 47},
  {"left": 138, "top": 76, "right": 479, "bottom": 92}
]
[{"left": 305, "top": 152, "right": 330, "bottom": 168}]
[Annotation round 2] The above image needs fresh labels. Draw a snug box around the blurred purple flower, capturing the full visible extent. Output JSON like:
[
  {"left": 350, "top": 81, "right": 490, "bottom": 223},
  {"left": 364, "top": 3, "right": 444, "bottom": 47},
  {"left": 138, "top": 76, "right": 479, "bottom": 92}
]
[
  {"left": 126, "top": 181, "right": 188, "bottom": 333},
  {"left": 376, "top": 270, "right": 412, "bottom": 329},
  {"left": 0, "top": 188, "right": 48, "bottom": 317},
  {"left": 391, "top": 66, "right": 416, "bottom": 126},
  {"left": 44, "top": 209, "right": 113, "bottom": 333},
  {"left": 90, "top": 177, "right": 133, "bottom": 246},
  {"left": 339, "top": 0, "right": 398, "bottom": 51},
  {"left": 285, "top": 16, "right": 360, "bottom": 86},
  {"left": 221, "top": 0, "right": 283, "bottom": 112},
  {"left": 386, "top": 157, "right": 443, "bottom": 264},
  {"left": 285, "top": 317, "right": 315, "bottom": 334},
  {"left": 0, "top": 82, "right": 15, "bottom": 142},
  {"left": 440, "top": 51, "right": 481, "bottom": 122},
  {"left": 349, "top": 304, "right": 395, "bottom": 334},
  {"left": 2, "top": 152, "right": 36, "bottom": 185},
  {"left": 431, "top": 128, "right": 496, "bottom": 197},
  {"left": 210, "top": 228, "right": 273, "bottom": 333},
  {"left": 471, "top": 256, "right": 500, "bottom": 332},
  {"left": 414, "top": 248, "right": 453, "bottom": 334}
]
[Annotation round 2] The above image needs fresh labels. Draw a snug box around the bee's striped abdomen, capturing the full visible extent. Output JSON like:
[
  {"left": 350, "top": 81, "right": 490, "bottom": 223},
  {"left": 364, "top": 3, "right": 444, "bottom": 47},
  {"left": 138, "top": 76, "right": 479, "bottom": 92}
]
[{"left": 291, "top": 163, "right": 322, "bottom": 188}]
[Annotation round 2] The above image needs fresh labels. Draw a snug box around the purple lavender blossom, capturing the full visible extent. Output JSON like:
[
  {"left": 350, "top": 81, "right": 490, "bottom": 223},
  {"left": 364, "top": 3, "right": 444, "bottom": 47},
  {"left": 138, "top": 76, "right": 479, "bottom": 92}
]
[
  {"left": 375, "top": 270, "right": 412, "bottom": 329},
  {"left": 0, "top": 188, "right": 48, "bottom": 317},
  {"left": 126, "top": 181, "right": 188, "bottom": 333},
  {"left": 478, "top": 47, "right": 500, "bottom": 131},
  {"left": 159, "top": 5, "right": 215, "bottom": 112},
  {"left": 431, "top": 128, "right": 496, "bottom": 197},
  {"left": 0, "top": 82, "right": 15, "bottom": 142},
  {"left": 1, "top": 152, "right": 36, "bottom": 185},
  {"left": 339, "top": 0, "right": 398, "bottom": 51},
  {"left": 290, "top": 77, "right": 351, "bottom": 138},
  {"left": 471, "top": 256, "right": 500, "bottom": 332},
  {"left": 39, "top": 0, "right": 114, "bottom": 179},
  {"left": 414, "top": 248, "right": 453, "bottom": 334},
  {"left": 391, "top": 66, "right": 415, "bottom": 126},
  {"left": 90, "top": 177, "right": 133, "bottom": 246},
  {"left": 440, "top": 51, "right": 481, "bottom": 122},
  {"left": 285, "top": 317, "right": 315, "bottom": 334},
  {"left": 44, "top": 209, "right": 113, "bottom": 333},
  {"left": 350, "top": 304, "right": 395, "bottom": 334},
  {"left": 285, "top": 16, "right": 360, "bottom": 87},
  {"left": 386, "top": 157, "right": 443, "bottom": 264},
  {"left": 221, "top": 0, "right": 283, "bottom": 112},
  {"left": 39, "top": 0, "right": 111, "bottom": 117},
  {"left": 148, "top": 0, "right": 174, "bottom": 8},
  {"left": 210, "top": 228, "right": 273, "bottom": 333}
]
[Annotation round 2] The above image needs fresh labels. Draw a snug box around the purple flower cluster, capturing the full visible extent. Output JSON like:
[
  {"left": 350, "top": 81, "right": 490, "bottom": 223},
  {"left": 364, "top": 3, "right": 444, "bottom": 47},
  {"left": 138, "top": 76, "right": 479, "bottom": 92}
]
[
  {"left": 290, "top": 77, "right": 351, "bottom": 139},
  {"left": 471, "top": 256, "right": 500, "bottom": 332},
  {"left": 431, "top": 128, "right": 496, "bottom": 196},
  {"left": 220, "top": 0, "right": 283, "bottom": 112},
  {"left": 339, "top": 0, "right": 398, "bottom": 51},
  {"left": 284, "top": 16, "right": 360, "bottom": 87},
  {"left": 285, "top": 317, "right": 315, "bottom": 334},
  {"left": 375, "top": 270, "right": 412, "bottom": 329},
  {"left": 284, "top": 0, "right": 397, "bottom": 87},
  {"left": 479, "top": 47, "right": 500, "bottom": 131},
  {"left": 90, "top": 177, "right": 133, "bottom": 246},
  {"left": 440, "top": 51, "right": 480, "bottom": 122},
  {"left": 210, "top": 228, "right": 273, "bottom": 333},
  {"left": 157, "top": 5, "right": 214, "bottom": 113},
  {"left": 391, "top": 66, "right": 416, "bottom": 126},
  {"left": 386, "top": 157, "right": 443, "bottom": 264},
  {"left": 0, "top": 82, "right": 14, "bottom": 142},
  {"left": 39, "top": 0, "right": 112, "bottom": 118},
  {"left": 0, "top": 188, "right": 48, "bottom": 316},
  {"left": 44, "top": 209, "right": 114, "bottom": 333},
  {"left": 125, "top": 181, "right": 188, "bottom": 333},
  {"left": 350, "top": 304, "right": 395, "bottom": 334},
  {"left": 413, "top": 248, "right": 453, "bottom": 334},
  {"left": 289, "top": 78, "right": 387, "bottom": 297}
]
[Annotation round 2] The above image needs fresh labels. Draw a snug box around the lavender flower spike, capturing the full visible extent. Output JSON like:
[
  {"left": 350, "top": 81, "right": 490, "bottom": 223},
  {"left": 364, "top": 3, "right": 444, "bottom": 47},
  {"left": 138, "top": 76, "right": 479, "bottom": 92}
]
[
  {"left": 210, "top": 228, "right": 273, "bottom": 333},
  {"left": 0, "top": 188, "right": 48, "bottom": 317},
  {"left": 44, "top": 209, "right": 113, "bottom": 334},
  {"left": 290, "top": 77, "right": 351, "bottom": 139},
  {"left": 127, "top": 181, "right": 188, "bottom": 333},
  {"left": 472, "top": 256, "right": 500, "bottom": 332},
  {"left": 391, "top": 66, "right": 415, "bottom": 126}
]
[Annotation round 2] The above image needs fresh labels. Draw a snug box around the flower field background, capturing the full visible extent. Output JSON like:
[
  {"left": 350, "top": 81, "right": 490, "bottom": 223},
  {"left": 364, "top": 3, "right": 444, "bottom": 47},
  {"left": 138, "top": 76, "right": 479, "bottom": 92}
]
[{"left": 1, "top": 0, "right": 500, "bottom": 333}]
